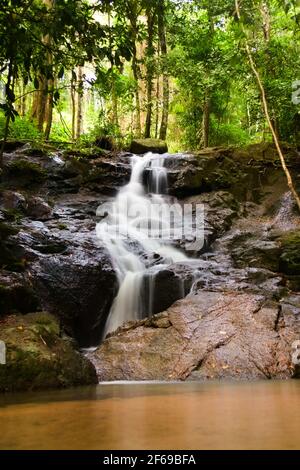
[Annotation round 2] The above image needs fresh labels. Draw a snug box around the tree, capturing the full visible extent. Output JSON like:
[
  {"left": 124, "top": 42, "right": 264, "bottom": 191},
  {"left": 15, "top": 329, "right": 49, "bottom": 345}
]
[
  {"left": 235, "top": 0, "right": 300, "bottom": 211},
  {"left": 158, "top": 0, "right": 169, "bottom": 140}
]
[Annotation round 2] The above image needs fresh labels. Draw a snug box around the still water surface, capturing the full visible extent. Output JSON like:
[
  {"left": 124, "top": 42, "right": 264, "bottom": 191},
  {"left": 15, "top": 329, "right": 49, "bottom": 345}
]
[{"left": 1, "top": 381, "right": 300, "bottom": 450}]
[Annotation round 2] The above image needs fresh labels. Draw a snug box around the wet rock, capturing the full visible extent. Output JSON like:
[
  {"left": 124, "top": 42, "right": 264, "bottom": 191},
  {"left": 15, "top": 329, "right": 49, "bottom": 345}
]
[
  {"left": 130, "top": 139, "right": 168, "bottom": 155},
  {"left": 166, "top": 153, "right": 244, "bottom": 198},
  {"left": 3, "top": 158, "right": 46, "bottom": 187},
  {"left": 85, "top": 158, "right": 131, "bottom": 194},
  {"left": 0, "top": 221, "right": 23, "bottom": 271},
  {"left": 143, "top": 266, "right": 192, "bottom": 316},
  {"left": 90, "top": 291, "right": 297, "bottom": 382},
  {"left": 230, "top": 236, "right": 281, "bottom": 271},
  {"left": 179, "top": 191, "right": 239, "bottom": 254},
  {"left": 0, "top": 312, "right": 97, "bottom": 392},
  {"left": 31, "top": 245, "right": 118, "bottom": 348},
  {"left": 0, "top": 190, "right": 27, "bottom": 212},
  {"left": 27, "top": 197, "right": 53, "bottom": 221},
  {"left": 280, "top": 230, "right": 300, "bottom": 276}
]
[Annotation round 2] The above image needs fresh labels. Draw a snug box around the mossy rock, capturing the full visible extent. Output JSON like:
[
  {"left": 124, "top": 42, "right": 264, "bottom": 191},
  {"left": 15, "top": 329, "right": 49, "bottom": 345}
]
[
  {"left": 0, "top": 278, "right": 39, "bottom": 316},
  {"left": 130, "top": 139, "right": 168, "bottom": 155},
  {"left": 0, "top": 313, "right": 97, "bottom": 392},
  {"left": 0, "top": 140, "right": 25, "bottom": 153},
  {"left": 64, "top": 147, "right": 105, "bottom": 160},
  {"left": 280, "top": 230, "right": 300, "bottom": 276},
  {"left": 6, "top": 159, "right": 46, "bottom": 186},
  {"left": 0, "top": 221, "right": 19, "bottom": 239},
  {"left": 24, "top": 143, "right": 56, "bottom": 157}
]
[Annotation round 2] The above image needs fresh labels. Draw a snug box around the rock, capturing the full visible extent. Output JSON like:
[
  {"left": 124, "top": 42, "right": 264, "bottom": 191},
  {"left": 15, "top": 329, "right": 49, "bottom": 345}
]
[
  {"left": 0, "top": 312, "right": 97, "bottom": 392},
  {"left": 0, "top": 271, "right": 39, "bottom": 316},
  {"left": 0, "top": 190, "right": 27, "bottom": 212},
  {"left": 280, "top": 230, "right": 300, "bottom": 276},
  {"left": 3, "top": 158, "right": 46, "bottom": 187},
  {"left": 89, "top": 291, "right": 297, "bottom": 382},
  {"left": 0, "top": 140, "right": 26, "bottom": 153},
  {"left": 94, "top": 136, "right": 115, "bottom": 151},
  {"left": 27, "top": 196, "right": 53, "bottom": 221},
  {"left": 31, "top": 245, "right": 118, "bottom": 348},
  {"left": 230, "top": 236, "right": 281, "bottom": 271},
  {"left": 166, "top": 153, "right": 244, "bottom": 198},
  {"left": 0, "top": 221, "right": 23, "bottom": 271},
  {"left": 179, "top": 191, "right": 239, "bottom": 254},
  {"left": 84, "top": 158, "right": 131, "bottom": 194},
  {"left": 143, "top": 266, "right": 191, "bottom": 315},
  {"left": 130, "top": 139, "right": 168, "bottom": 155}
]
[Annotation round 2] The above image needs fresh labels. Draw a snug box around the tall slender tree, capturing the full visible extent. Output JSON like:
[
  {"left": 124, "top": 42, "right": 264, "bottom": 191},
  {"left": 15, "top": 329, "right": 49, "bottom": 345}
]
[{"left": 158, "top": 0, "right": 169, "bottom": 140}]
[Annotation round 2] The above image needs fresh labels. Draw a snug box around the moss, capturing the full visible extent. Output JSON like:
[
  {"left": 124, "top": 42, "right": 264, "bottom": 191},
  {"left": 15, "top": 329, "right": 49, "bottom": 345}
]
[
  {"left": 1, "top": 208, "right": 24, "bottom": 222},
  {"left": 57, "top": 223, "right": 68, "bottom": 231},
  {"left": 0, "top": 221, "right": 19, "bottom": 239},
  {"left": 0, "top": 313, "right": 97, "bottom": 392},
  {"left": 24, "top": 143, "right": 55, "bottom": 157},
  {"left": 130, "top": 139, "right": 168, "bottom": 155},
  {"left": 0, "top": 283, "right": 39, "bottom": 316},
  {"left": 280, "top": 231, "right": 300, "bottom": 276},
  {"left": 64, "top": 147, "right": 105, "bottom": 160}
]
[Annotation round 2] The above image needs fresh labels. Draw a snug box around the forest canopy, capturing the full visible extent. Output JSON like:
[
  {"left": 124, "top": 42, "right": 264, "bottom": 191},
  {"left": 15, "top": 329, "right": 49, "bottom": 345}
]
[{"left": 0, "top": 0, "right": 300, "bottom": 152}]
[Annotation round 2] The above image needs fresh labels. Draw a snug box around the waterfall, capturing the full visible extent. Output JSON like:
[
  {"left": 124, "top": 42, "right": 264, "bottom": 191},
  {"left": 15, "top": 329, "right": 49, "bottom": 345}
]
[{"left": 96, "top": 152, "right": 187, "bottom": 337}]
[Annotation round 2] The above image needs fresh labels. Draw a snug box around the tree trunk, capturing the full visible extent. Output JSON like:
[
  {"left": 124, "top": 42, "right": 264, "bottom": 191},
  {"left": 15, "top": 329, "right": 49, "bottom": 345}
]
[
  {"left": 155, "top": 75, "right": 160, "bottom": 139},
  {"left": 132, "top": 40, "right": 142, "bottom": 137},
  {"left": 76, "top": 66, "right": 83, "bottom": 139},
  {"left": 0, "top": 60, "right": 14, "bottom": 166},
  {"left": 261, "top": 1, "right": 270, "bottom": 42},
  {"left": 200, "top": 93, "right": 210, "bottom": 148},
  {"left": 144, "top": 7, "right": 156, "bottom": 138},
  {"left": 158, "top": 0, "right": 169, "bottom": 141},
  {"left": 44, "top": 77, "right": 54, "bottom": 140},
  {"left": 36, "top": 76, "right": 47, "bottom": 132},
  {"left": 235, "top": 0, "right": 300, "bottom": 211},
  {"left": 21, "top": 80, "right": 27, "bottom": 117},
  {"left": 31, "top": 0, "right": 55, "bottom": 134},
  {"left": 111, "top": 77, "right": 119, "bottom": 128},
  {"left": 71, "top": 73, "right": 76, "bottom": 141}
]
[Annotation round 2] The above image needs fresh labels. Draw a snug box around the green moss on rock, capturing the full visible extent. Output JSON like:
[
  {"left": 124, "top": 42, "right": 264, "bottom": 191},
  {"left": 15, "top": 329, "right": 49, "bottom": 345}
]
[
  {"left": 7, "top": 159, "right": 46, "bottom": 186},
  {"left": 0, "top": 313, "right": 97, "bottom": 392},
  {"left": 130, "top": 139, "right": 168, "bottom": 155},
  {"left": 280, "top": 231, "right": 300, "bottom": 276}
]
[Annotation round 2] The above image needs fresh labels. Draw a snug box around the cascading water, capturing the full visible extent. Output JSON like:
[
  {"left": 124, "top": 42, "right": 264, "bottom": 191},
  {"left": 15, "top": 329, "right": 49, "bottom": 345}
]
[{"left": 96, "top": 152, "right": 188, "bottom": 337}]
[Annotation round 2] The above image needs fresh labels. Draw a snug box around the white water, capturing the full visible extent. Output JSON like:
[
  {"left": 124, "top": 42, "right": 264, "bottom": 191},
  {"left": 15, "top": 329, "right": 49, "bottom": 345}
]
[{"left": 96, "top": 152, "right": 188, "bottom": 337}]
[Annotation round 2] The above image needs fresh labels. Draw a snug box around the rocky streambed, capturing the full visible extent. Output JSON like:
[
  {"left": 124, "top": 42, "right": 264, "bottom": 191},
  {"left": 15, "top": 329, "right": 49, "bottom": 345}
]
[{"left": 0, "top": 141, "right": 300, "bottom": 391}]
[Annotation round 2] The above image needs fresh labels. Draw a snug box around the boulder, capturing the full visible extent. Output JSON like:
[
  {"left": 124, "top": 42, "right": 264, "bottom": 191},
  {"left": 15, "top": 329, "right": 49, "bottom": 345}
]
[
  {"left": 0, "top": 312, "right": 97, "bottom": 392},
  {"left": 31, "top": 246, "right": 118, "bottom": 348},
  {"left": 0, "top": 190, "right": 27, "bottom": 212},
  {"left": 130, "top": 139, "right": 168, "bottom": 155},
  {"left": 89, "top": 291, "right": 298, "bottom": 382},
  {"left": 27, "top": 196, "right": 53, "bottom": 221}
]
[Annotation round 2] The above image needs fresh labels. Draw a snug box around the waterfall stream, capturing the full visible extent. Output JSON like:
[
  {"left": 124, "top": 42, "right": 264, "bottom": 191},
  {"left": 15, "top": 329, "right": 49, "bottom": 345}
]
[{"left": 96, "top": 153, "right": 188, "bottom": 337}]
